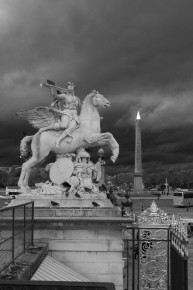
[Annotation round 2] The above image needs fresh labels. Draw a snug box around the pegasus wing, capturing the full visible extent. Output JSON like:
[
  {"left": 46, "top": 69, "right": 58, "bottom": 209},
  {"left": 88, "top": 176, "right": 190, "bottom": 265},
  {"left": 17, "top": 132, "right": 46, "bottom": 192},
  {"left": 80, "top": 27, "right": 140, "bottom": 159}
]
[{"left": 16, "top": 106, "right": 61, "bottom": 129}]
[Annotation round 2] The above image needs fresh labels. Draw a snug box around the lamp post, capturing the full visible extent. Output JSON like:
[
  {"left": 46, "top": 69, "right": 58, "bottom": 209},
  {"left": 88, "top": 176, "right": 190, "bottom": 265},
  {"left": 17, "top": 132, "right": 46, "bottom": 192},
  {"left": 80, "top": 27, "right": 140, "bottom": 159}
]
[
  {"left": 165, "top": 177, "right": 169, "bottom": 195},
  {"left": 97, "top": 148, "right": 105, "bottom": 186},
  {"left": 122, "top": 186, "right": 133, "bottom": 213}
]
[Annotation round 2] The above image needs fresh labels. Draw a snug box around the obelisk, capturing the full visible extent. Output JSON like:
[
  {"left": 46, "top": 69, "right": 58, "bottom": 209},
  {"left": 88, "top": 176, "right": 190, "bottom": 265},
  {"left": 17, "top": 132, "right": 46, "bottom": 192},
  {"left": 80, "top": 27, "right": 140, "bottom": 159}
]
[{"left": 134, "top": 111, "right": 143, "bottom": 194}]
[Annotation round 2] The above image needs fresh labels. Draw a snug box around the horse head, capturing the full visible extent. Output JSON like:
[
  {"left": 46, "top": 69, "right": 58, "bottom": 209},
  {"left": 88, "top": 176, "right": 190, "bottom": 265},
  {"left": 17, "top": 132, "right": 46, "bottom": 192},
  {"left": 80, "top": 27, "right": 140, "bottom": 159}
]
[
  {"left": 79, "top": 90, "right": 111, "bottom": 133},
  {"left": 91, "top": 90, "right": 111, "bottom": 109}
]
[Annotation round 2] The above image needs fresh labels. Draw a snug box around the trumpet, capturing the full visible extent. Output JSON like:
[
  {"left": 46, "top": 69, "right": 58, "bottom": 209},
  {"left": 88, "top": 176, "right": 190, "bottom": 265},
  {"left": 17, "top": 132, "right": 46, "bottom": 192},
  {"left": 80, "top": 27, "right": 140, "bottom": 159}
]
[{"left": 40, "top": 82, "right": 68, "bottom": 93}]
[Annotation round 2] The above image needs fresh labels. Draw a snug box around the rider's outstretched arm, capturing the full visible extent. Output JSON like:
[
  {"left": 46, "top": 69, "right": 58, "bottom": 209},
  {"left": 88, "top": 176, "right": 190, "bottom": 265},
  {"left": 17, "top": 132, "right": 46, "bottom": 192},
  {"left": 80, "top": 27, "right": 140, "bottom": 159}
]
[
  {"left": 49, "top": 87, "right": 65, "bottom": 100},
  {"left": 55, "top": 93, "right": 68, "bottom": 100},
  {"left": 49, "top": 87, "right": 58, "bottom": 100}
]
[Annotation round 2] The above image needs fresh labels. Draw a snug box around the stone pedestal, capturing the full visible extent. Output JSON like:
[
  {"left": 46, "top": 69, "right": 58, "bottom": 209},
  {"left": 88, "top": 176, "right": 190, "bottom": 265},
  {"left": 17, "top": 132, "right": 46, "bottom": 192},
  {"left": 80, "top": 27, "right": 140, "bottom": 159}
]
[
  {"left": 8, "top": 192, "right": 113, "bottom": 208},
  {"left": 34, "top": 215, "right": 133, "bottom": 290},
  {"left": 134, "top": 173, "right": 143, "bottom": 195},
  {"left": 8, "top": 192, "right": 133, "bottom": 289},
  {"left": 8, "top": 192, "right": 122, "bottom": 217}
]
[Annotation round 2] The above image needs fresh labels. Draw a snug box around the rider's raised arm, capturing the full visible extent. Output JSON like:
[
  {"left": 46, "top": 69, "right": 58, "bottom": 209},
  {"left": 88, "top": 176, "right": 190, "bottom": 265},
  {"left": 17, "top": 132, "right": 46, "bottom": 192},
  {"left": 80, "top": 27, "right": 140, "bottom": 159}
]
[
  {"left": 55, "top": 93, "right": 68, "bottom": 100},
  {"left": 49, "top": 86, "right": 57, "bottom": 99},
  {"left": 49, "top": 86, "right": 68, "bottom": 100}
]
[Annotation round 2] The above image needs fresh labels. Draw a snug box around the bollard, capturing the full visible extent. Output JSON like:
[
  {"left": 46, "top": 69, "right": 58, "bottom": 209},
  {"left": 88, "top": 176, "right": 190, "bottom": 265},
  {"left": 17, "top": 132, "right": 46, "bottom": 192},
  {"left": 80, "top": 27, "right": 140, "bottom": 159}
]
[{"left": 121, "top": 205, "right": 125, "bottom": 216}]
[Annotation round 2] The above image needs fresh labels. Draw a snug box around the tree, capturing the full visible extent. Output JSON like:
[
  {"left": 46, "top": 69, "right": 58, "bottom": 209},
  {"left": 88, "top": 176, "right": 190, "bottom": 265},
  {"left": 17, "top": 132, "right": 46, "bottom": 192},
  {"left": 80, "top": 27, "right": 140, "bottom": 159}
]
[
  {"left": 28, "top": 168, "right": 49, "bottom": 186},
  {"left": 0, "top": 170, "right": 8, "bottom": 188},
  {"left": 7, "top": 166, "right": 21, "bottom": 186}
]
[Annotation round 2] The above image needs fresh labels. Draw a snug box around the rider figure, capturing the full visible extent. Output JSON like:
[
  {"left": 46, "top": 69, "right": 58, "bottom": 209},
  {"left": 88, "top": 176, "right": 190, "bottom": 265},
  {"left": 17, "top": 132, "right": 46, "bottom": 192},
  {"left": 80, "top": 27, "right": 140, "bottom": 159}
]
[{"left": 40, "top": 82, "right": 81, "bottom": 147}]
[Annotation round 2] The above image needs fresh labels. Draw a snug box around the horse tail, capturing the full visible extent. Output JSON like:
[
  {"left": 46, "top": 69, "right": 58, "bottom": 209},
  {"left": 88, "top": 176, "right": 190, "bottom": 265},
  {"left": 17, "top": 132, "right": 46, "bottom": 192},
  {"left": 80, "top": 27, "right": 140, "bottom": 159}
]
[{"left": 20, "top": 135, "right": 33, "bottom": 159}]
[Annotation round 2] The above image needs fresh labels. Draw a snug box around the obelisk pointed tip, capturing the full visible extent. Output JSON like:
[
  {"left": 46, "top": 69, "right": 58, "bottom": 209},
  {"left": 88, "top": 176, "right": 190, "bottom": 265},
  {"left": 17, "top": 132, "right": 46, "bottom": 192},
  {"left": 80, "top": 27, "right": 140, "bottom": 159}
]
[{"left": 136, "top": 111, "right": 141, "bottom": 120}]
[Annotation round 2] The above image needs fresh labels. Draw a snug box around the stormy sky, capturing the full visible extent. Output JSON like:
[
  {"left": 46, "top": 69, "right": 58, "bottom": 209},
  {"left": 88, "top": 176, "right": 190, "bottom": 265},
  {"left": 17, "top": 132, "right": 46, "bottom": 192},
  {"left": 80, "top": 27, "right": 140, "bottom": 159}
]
[{"left": 1, "top": 0, "right": 193, "bottom": 174}]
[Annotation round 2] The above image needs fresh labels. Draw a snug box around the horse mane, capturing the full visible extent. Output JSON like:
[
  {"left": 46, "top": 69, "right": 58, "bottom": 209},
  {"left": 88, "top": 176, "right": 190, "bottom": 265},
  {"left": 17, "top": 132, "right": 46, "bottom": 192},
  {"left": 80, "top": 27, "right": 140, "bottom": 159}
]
[
  {"left": 80, "top": 92, "right": 95, "bottom": 114},
  {"left": 79, "top": 91, "right": 95, "bottom": 120},
  {"left": 79, "top": 91, "right": 100, "bottom": 132}
]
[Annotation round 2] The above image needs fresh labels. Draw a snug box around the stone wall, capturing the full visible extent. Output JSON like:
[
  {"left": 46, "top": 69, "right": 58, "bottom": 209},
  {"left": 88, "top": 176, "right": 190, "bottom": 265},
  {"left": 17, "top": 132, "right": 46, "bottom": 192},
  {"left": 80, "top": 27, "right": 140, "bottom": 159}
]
[{"left": 34, "top": 217, "right": 132, "bottom": 290}]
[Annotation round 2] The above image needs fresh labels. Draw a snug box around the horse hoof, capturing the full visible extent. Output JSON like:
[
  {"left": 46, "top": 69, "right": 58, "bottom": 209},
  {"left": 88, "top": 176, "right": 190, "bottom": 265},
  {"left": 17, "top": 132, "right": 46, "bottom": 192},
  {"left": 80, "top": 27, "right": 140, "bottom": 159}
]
[
  {"left": 20, "top": 186, "right": 32, "bottom": 194},
  {"left": 110, "top": 156, "right": 116, "bottom": 163}
]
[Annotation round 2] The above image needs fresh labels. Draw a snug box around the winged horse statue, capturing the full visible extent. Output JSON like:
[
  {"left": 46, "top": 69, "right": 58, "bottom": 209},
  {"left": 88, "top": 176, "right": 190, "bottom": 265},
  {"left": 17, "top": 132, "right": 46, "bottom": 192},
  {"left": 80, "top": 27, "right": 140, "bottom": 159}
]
[{"left": 17, "top": 90, "right": 119, "bottom": 192}]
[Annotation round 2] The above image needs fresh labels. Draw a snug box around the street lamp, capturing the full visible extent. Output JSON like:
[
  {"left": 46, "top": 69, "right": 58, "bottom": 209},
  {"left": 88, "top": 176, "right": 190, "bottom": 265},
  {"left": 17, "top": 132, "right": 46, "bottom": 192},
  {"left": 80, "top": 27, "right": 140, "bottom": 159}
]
[{"left": 97, "top": 148, "right": 105, "bottom": 187}]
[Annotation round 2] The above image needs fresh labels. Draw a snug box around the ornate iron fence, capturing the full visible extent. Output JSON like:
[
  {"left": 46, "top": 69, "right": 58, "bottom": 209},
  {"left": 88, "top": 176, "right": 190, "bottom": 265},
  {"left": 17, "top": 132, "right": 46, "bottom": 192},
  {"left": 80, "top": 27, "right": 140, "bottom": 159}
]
[
  {"left": 122, "top": 201, "right": 189, "bottom": 290},
  {"left": 0, "top": 202, "right": 34, "bottom": 272},
  {"left": 123, "top": 226, "right": 171, "bottom": 290}
]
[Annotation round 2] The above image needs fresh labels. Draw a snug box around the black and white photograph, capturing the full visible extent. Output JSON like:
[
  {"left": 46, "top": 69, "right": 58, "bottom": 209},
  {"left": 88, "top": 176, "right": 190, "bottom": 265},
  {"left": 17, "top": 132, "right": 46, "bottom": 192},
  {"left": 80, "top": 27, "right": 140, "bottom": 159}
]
[{"left": 0, "top": 1, "right": 192, "bottom": 289}]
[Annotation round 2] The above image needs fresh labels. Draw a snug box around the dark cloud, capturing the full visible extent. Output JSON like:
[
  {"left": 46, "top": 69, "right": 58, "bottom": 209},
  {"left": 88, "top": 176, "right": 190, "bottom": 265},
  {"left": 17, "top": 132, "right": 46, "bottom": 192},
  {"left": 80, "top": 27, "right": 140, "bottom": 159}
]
[{"left": 1, "top": 0, "right": 193, "bottom": 174}]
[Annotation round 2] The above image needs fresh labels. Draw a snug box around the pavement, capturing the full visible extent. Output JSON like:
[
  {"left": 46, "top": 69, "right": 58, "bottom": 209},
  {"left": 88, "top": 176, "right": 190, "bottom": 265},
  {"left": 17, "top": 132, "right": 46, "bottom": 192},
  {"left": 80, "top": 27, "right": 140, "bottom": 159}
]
[{"left": 126, "top": 195, "right": 173, "bottom": 200}]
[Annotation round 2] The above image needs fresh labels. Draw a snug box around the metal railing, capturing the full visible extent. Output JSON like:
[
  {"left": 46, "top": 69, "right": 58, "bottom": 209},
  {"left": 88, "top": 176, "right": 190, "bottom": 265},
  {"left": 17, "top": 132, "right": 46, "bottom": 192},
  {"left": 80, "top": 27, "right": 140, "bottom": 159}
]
[
  {"left": 0, "top": 202, "right": 34, "bottom": 272},
  {"left": 0, "top": 281, "right": 116, "bottom": 290},
  {"left": 170, "top": 229, "right": 188, "bottom": 290},
  {"left": 122, "top": 226, "right": 188, "bottom": 290}
]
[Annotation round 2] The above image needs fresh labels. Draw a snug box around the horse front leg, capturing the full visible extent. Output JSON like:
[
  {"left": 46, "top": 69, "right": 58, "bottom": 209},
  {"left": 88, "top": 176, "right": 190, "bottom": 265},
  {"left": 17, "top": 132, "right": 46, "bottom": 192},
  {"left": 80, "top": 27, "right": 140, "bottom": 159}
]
[
  {"left": 103, "top": 133, "right": 119, "bottom": 163},
  {"left": 84, "top": 132, "right": 119, "bottom": 163}
]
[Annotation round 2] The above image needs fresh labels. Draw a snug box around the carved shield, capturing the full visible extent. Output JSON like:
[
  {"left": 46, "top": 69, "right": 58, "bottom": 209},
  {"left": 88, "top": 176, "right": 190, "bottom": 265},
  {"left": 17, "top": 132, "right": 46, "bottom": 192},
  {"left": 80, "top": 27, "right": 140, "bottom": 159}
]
[{"left": 49, "top": 158, "right": 74, "bottom": 184}]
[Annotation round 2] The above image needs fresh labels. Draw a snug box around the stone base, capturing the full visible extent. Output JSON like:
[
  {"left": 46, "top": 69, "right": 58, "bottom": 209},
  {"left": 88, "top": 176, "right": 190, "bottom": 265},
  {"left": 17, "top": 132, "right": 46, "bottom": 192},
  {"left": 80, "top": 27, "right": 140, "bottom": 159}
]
[
  {"left": 134, "top": 174, "right": 143, "bottom": 194},
  {"left": 4, "top": 190, "right": 133, "bottom": 290},
  {"left": 33, "top": 216, "right": 133, "bottom": 290},
  {"left": 133, "top": 189, "right": 144, "bottom": 195},
  {"left": 7, "top": 191, "right": 124, "bottom": 217},
  {"left": 8, "top": 192, "right": 113, "bottom": 208},
  {"left": 34, "top": 207, "right": 122, "bottom": 217}
]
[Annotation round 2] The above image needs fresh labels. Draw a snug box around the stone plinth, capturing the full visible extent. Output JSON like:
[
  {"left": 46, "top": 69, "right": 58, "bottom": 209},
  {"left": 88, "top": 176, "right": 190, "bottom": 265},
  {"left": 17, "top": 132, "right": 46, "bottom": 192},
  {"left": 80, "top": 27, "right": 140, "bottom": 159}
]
[
  {"left": 8, "top": 192, "right": 122, "bottom": 217},
  {"left": 8, "top": 192, "right": 133, "bottom": 289},
  {"left": 34, "top": 215, "right": 133, "bottom": 290},
  {"left": 34, "top": 208, "right": 121, "bottom": 217},
  {"left": 8, "top": 192, "right": 113, "bottom": 208},
  {"left": 134, "top": 173, "right": 143, "bottom": 194}
]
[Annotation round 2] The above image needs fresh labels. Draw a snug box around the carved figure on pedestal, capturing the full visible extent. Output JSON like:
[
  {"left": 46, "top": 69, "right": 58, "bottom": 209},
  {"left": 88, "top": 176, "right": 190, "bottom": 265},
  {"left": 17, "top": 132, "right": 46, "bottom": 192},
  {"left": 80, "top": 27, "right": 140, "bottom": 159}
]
[
  {"left": 73, "top": 148, "right": 98, "bottom": 194},
  {"left": 35, "top": 153, "right": 77, "bottom": 195},
  {"left": 17, "top": 87, "right": 119, "bottom": 193},
  {"left": 39, "top": 149, "right": 101, "bottom": 196}
]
